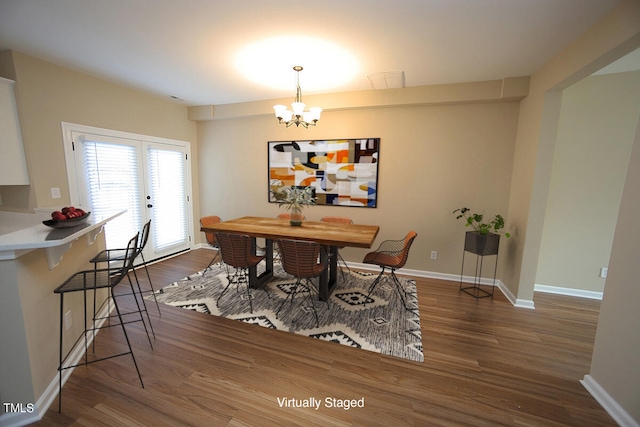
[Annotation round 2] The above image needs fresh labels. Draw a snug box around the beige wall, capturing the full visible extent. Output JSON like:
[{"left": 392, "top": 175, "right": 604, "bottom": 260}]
[
  {"left": 196, "top": 86, "right": 520, "bottom": 278},
  {"left": 507, "top": 0, "right": 640, "bottom": 422},
  {"left": 0, "top": 50, "right": 200, "bottom": 226},
  {"left": 590, "top": 115, "right": 640, "bottom": 423},
  {"left": 506, "top": 0, "right": 640, "bottom": 302},
  {"left": 536, "top": 71, "right": 640, "bottom": 293}
]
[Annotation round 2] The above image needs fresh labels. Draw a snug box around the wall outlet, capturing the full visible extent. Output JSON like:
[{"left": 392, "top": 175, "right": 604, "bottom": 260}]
[
  {"left": 64, "top": 310, "right": 72, "bottom": 330},
  {"left": 430, "top": 250, "right": 438, "bottom": 260},
  {"left": 51, "top": 187, "right": 61, "bottom": 199},
  {"left": 600, "top": 267, "right": 608, "bottom": 278}
]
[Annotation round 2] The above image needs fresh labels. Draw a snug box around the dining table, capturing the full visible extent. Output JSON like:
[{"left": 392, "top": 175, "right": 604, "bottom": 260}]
[{"left": 200, "top": 216, "right": 380, "bottom": 300}]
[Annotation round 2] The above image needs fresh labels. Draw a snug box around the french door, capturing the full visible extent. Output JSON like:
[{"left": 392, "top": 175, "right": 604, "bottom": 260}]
[{"left": 64, "top": 125, "right": 192, "bottom": 261}]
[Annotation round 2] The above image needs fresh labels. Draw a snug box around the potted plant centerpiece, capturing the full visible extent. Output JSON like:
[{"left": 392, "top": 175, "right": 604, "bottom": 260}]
[
  {"left": 271, "top": 185, "right": 316, "bottom": 226},
  {"left": 453, "top": 207, "right": 510, "bottom": 256}
]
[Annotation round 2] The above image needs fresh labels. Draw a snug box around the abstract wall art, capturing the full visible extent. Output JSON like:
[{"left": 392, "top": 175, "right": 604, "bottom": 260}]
[{"left": 268, "top": 138, "right": 380, "bottom": 208}]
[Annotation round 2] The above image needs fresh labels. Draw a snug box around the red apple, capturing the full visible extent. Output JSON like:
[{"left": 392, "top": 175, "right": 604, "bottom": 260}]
[
  {"left": 52, "top": 212, "right": 66, "bottom": 221},
  {"left": 61, "top": 206, "right": 76, "bottom": 215}
]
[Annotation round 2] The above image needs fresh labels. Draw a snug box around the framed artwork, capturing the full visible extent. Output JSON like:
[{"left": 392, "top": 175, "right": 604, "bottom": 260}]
[{"left": 268, "top": 138, "right": 380, "bottom": 208}]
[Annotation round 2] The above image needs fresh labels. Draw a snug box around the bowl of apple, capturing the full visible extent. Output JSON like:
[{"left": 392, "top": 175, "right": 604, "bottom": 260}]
[{"left": 43, "top": 206, "right": 91, "bottom": 229}]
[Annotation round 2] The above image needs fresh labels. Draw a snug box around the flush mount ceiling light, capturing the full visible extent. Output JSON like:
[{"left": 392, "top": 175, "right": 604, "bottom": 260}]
[{"left": 273, "top": 66, "right": 322, "bottom": 128}]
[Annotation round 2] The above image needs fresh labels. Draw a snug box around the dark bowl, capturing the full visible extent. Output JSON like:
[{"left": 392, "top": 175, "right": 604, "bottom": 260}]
[{"left": 43, "top": 212, "right": 91, "bottom": 229}]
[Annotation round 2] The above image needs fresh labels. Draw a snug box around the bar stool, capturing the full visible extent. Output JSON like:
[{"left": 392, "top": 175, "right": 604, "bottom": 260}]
[
  {"left": 90, "top": 220, "right": 160, "bottom": 317},
  {"left": 54, "top": 233, "right": 146, "bottom": 412}
]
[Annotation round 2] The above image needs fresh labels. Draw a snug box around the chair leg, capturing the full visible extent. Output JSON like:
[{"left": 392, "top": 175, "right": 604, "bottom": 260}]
[
  {"left": 364, "top": 267, "right": 412, "bottom": 311},
  {"left": 140, "top": 253, "right": 161, "bottom": 316},
  {"left": 337, "top": 251, "right": 351, "bottom": 277},
  {"left": 58, "top": 293, "right": 64, "bottom": 413},
  {"left": 276, "top": 279, "right": 301, "bottom": 318},
  {"left": 216, "top": 266, "right": 235, "bottom": 307},
  {"left": 126, "top": 272, "right": 155, "bottom": 349},
  {"left": 111, "top": 293, "right": 145, "bottom": 389},
  {"left": 239, "top": 269, "right": 253, "bottom": 313},
  {"left": 364, "top": 267, "right": 386, "bottom": 306},
  {"left": 129, "top": 267, "right": 156, "bottom": 339},
  {"left": 276, "top": 279, "right": 320, "bottom": 327},
  {"left": 389, "top": 271, "right": 409, "bottom": 310},
  {"left": 303, "top": 279, "right": 320, "bottom": 327},
  {"left": 217, "top": 267, "right": 253, "bottom": 313},
  {"left": 203, "top": 250, "right": 222, "bottom": 276}
]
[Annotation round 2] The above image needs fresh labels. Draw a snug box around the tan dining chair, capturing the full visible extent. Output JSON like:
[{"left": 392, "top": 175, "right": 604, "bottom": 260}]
[
  {"left": 276, "top": 239, "right": 329, "bottom": 327},
  {"left": 214, "top": 232, "right": 266, "bottom": 313},
  {"left": 200, "top": 216, "right": 223, "bottom": 274},
  {"left": 320, "top": 216, "right": 353, "bottom": 279},
  {"left": 362, "top": 231, "right": 417, "bottom": 310}
]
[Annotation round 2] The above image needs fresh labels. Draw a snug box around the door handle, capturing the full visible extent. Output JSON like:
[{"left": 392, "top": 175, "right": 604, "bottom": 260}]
[{"left": 147, "top": 204, "right": 153, "bottom": 208}]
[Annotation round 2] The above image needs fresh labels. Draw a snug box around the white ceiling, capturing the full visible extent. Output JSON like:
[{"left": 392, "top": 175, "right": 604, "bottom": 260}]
[{"left": 0, "top": 0, "right": 621, "bottom": 106}]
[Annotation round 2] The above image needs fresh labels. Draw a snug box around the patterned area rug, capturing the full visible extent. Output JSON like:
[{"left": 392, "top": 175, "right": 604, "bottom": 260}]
[{"left": 151, "top": 262, "right": 423, "bottom": 362}]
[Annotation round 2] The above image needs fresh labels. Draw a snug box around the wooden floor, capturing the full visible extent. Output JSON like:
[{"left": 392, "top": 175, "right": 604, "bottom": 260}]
[{"left": 37, "top": 249, "right": 615, "bottom": 426}]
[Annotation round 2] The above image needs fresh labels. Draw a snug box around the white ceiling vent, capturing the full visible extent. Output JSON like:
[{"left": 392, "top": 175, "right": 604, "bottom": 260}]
[{"left": 367, "top": 71, "right": 405, "bottom": 90}]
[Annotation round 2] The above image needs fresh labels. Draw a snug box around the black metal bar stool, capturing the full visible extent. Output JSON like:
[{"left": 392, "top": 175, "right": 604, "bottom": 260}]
[
  {"left": 54, "top": 233, "right": 146, "bottom": 412},
  {"left": 90, "top": 220, "right": 160, "bottom": 317}
]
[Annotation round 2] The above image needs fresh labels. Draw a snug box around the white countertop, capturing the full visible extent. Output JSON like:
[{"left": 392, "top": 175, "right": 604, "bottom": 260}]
[{"left": 0, "top": 210, "right": 125, "bottom": 267}]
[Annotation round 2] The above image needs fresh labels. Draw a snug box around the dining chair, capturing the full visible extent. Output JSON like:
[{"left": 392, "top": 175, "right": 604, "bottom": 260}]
[
  {"left": 89, "top": 220, "right": 160, "bottom": 317},
  {"left": 362, "top": 231, "right": 418, "bottom": 310},
  {"left": 276, "top": 239, "right": 329, "bottom": 327},
  {"left": 54, "top": 233, "right": 146, "bottom": 412},
  {"left": 320, "top": 216, "right": 353, "bottom": 279},
  {"left": 200, "top": 215, "right": 224, "bottom": 274},
  {"left": 214, "top": 232, "right": 266, "bottom": 313}
]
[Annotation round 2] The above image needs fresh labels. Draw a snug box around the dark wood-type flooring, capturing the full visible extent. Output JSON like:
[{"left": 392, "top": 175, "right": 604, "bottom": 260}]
[{"left": 36, "top": 249, "right": 615, "bottom": 426}]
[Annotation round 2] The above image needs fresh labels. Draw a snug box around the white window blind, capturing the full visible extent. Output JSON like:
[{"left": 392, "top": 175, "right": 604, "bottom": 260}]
[
  {"left": 148, "top": 147, "right": 187, "bottom": 251},
  {"left": 82, "top": 140, "right": 143, "bottom": 249}
]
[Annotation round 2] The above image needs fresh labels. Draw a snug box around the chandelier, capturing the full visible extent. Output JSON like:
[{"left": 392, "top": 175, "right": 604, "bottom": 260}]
[{"left": 273, "top": 66, "right": 322, "bottom": 128}]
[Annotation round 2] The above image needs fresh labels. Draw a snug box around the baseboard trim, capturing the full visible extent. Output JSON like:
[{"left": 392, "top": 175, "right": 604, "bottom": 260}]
[
  {"left": 581, "top": 375, "right": 639, "bottom": 427},
  {"left": 0, "top": 299, "right": 116, "bottom": 427},
  {"left": 346, "top": 262, "right": 528, "bottom": 308},
  {"left": 535, "top": 284, "right": 603, "bottom": 300}
]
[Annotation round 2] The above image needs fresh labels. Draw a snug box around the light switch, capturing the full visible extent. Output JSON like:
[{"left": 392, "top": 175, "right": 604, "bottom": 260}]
[{"left": 51, "top": 187, "right": 61, "bottom": 199}]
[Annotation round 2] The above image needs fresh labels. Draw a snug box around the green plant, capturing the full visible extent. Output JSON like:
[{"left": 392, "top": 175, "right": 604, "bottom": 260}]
[
  {"left": 453, "top": 207, "right": 510, "bottom": 238},
  {"left": 270, "top": 185, "right": 316, "bottom": 212}
]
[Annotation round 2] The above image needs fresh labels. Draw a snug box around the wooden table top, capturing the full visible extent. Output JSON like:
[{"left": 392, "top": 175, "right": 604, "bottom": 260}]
[{"left": 200, "top": 216, "right": 379, "bottom": 248}]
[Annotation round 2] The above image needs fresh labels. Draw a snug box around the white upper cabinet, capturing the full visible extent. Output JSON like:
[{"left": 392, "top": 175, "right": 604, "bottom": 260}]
[{"left": 0, "top": 77, "right": 29, "bottom": 185}]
